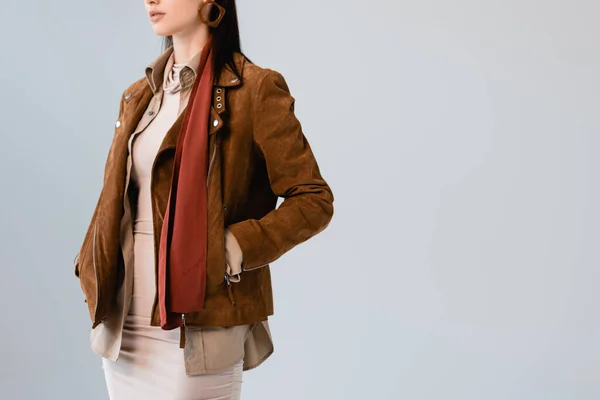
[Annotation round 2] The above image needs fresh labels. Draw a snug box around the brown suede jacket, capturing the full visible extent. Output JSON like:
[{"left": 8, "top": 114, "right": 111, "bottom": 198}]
[{"left": 74, "top": 51, "right": 335, "bottom": 329}]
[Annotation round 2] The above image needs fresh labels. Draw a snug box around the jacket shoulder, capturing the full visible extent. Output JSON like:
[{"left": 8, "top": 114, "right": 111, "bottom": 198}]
[
  {"left": 121, "top": 76, "right": 149, "bottom": 98},
  {"left": 239, "top": 58, "right": 290, "bottom": 95},
  {"left": 111, "top": 77, "right": 150, "bottom": 118}
]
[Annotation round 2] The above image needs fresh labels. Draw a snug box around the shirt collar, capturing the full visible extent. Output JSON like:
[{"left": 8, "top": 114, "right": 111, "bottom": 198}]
[{"left": 144, "top": 45, "right": 203, "bottom": 96}]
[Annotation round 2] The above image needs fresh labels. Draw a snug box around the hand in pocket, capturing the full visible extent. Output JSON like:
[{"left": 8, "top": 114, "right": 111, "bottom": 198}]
[{"left": 224, "top": 227, "right": 244, "bottom": 283}]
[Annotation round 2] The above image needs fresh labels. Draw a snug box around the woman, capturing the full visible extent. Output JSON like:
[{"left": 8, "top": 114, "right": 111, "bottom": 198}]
[{"left": 73, "top": 0, "right": 334, "bottom": 398}]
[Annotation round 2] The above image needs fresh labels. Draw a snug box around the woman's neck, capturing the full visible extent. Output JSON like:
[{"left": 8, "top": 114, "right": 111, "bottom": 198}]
[{"left": 171, "top": 28, "right": 211, "bottom": 65}]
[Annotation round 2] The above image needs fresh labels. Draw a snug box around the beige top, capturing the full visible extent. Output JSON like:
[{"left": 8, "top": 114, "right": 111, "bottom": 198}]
[{"left": 88, "top": 46, "right": 273, "bottom": 375}]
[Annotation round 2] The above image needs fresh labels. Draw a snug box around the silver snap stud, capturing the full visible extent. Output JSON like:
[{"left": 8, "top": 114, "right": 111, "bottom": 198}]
[
  {"left": 124, "top": 93, "right": 131, "bottom": 100},
  {"left": 115, "top": 120, "right": 121, "bottom": 128},
  {"left": 213, "top": 119, "right": 218, "bottom": 126},
  {"left": 148, "top": 110, "right": 154, "bottom": 116},
  {"left": 231, "top": 78, "right": 238, "bottom": 83}
]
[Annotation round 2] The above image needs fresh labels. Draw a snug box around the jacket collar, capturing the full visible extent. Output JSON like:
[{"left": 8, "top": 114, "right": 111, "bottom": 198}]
[{"left": 144, "top": 45, "right": 244, "bottom": 94}]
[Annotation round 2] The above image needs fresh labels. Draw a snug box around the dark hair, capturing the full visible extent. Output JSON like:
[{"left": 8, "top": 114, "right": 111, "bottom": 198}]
[{"left": 161, "top": 0, "right": 253, "bottom": 82}]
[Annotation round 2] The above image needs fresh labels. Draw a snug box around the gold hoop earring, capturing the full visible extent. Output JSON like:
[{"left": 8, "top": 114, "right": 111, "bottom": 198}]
[{"left": 198, "top": 0, "right": 226, "bottom": 28}]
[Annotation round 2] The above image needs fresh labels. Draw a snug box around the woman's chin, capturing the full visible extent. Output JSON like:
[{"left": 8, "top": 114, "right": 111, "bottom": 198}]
[{"left": 151, "top": 26, "right": 173, "bottom": 37}]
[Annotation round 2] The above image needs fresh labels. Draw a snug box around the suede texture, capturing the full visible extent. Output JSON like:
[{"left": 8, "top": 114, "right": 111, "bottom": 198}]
[{"left": 75, "top": 52, "right": 334, "bottom": 328}]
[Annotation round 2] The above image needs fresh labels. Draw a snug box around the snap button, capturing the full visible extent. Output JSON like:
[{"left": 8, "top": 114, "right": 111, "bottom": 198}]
[
  {"left": 231, "top": 78, "right": 238, "bottom": 83},
  {"left": 148, "top": 110, "right": 154, "bottom": 116},
  {"left": 213, "top": 119, "right": 218, "bottom": 127},
  {"left": 124, "top": 93, "right": 131, "bottom": 100},
  {"left": 115, "top": 120, "right": 121, "bottom": 128}
]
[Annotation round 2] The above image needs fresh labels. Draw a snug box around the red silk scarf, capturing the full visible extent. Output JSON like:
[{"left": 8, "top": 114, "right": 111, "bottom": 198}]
[{"left": 158, "top": 37, "right": 214, "bottom": 330}]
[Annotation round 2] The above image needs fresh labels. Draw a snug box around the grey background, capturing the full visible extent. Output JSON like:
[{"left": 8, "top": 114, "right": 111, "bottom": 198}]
[{"left": 1, "top": 0, "right": 599, "bottom": 399}]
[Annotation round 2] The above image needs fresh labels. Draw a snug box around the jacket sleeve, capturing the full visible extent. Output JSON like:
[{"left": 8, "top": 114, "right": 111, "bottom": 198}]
[
  {"left": 74, "top": 90, "right": 127, "bottom": 279},
  {"left": 73, "top": 193, "right": 101, "bottom": 278},
  {"left": 226, "top": 70, "right": 334, "bottom": 271}
]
